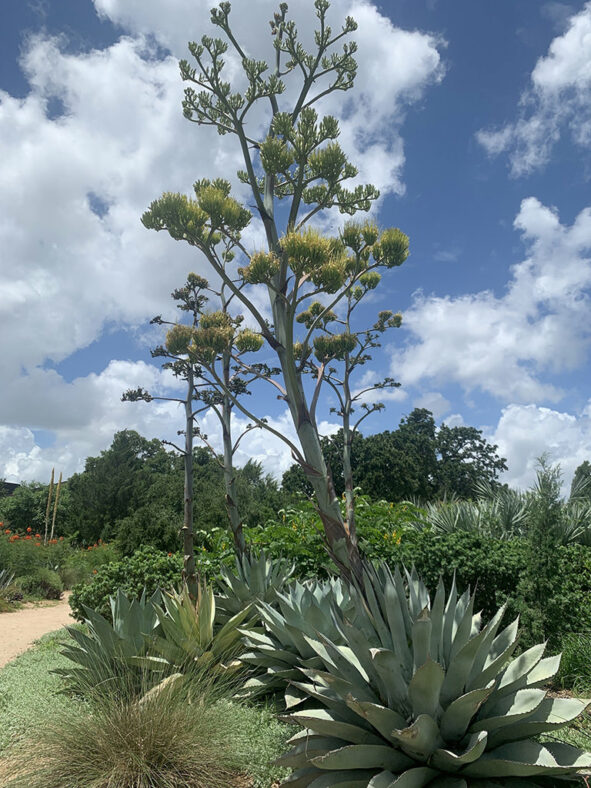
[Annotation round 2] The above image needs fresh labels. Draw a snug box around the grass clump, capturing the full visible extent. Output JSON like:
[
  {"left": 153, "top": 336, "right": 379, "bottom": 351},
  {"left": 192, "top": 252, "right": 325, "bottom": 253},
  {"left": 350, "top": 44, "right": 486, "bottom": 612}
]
[
  {"left": 557, "top": 632, "right": 591, "bottom": 695},
  {"left": 1, "top": 650, "right": 290, "bottom": 788}
]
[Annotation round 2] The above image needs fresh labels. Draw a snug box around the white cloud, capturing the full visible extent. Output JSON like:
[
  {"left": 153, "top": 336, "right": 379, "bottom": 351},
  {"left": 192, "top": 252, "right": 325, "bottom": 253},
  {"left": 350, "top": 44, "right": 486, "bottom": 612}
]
[
  {"left": 413, "top": 391, "right": 451, "bottom": 419},
  {"left": 476, "top": 1, "right": 591, "bottom": 175},
  {"left": 491, "top": 402, "right": 591, "bottom": 491},
  {"left": 392, "top": 197, "right": 591, "bottom": 401}
]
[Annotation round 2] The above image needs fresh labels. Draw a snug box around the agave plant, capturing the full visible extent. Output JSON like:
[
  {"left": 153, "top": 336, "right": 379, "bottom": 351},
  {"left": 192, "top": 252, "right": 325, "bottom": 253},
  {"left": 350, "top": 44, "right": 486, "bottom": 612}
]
[
  {"left": 241, "top": 576, "right": 370, "bottom": 704},
  {"left": 278, "top": 565, "right": 591, "bottom": 786},
  {"left": 215, "top": 549, "right": 296, "bottom": 620},
  {"left": 54, "top": 588, "right": 162, "bottom": 697},
  {"left": 132, "top": 583, "right": 253, "bottom": 680}
]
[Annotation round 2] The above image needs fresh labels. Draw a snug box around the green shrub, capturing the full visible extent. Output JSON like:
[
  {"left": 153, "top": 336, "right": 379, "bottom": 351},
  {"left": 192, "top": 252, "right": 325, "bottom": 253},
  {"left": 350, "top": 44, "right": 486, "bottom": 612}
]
[
  {"left": 69, "top": 546, "right": 182, "bottom": 621},
  {"left": 16, "top": 568, "right": 63, "bottom": 600},
  {"left": 59, "top": 541, "right": 120, "bottom": 588},
  {"left": 362, "top": 529, "right": 528, "bottom": 623}
]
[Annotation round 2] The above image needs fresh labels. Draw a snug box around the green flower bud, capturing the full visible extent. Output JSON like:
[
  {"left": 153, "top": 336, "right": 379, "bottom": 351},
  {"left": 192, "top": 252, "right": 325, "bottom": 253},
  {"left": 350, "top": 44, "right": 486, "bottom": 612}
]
[
  {"left": 359, "top": 271, "right": 381, "bottom": 290},
  {"left": 165, "top": 324, "right": 195, "bottom": 356},
  {"left": 235, "top": 329, "right": 264, "bottom": 353},
  {"left": 373, "top": 228, "right": 409, "bottom": 267},
  {"left": 238, "top": 251, "right": 280, "bottom": 284}
]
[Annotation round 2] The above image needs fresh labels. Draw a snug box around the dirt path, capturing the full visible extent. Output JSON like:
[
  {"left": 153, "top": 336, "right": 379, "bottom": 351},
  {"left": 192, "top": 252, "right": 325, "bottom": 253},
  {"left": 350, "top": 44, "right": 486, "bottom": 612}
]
[{"left": 0, "top": 593, "right": 74, "bottom": 669}]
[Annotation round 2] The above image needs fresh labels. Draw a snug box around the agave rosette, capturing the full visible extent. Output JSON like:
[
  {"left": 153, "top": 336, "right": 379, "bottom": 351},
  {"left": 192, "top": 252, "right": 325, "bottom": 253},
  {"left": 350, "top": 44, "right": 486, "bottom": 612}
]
[
  {"left": 278, "top": 566, "right": 591, "bottom": 787},
  {"left": 241, "top": 576, "right": 369, "bottom": 703},
  {"left": 215, "top": 550, "right": 296, "bottom": 621}
]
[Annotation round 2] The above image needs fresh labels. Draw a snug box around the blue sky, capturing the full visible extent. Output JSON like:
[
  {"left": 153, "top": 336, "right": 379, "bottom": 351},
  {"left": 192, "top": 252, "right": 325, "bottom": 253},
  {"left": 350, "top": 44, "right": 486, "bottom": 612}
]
[{"left": 1, "top": 0, "right": 590, "bottom": 490}]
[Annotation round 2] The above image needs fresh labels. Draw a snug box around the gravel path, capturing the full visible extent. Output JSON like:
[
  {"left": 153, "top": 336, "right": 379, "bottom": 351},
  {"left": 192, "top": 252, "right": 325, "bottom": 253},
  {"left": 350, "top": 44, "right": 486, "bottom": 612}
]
[{"left": 0, "top": 593, "right": 73, "bottom": 669}]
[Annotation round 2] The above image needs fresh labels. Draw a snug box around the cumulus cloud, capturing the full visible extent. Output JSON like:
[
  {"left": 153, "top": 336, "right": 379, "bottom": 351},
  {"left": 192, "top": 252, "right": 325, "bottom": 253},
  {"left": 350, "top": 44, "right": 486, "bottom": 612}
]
[
  {"left": 0, "top": 1, "right": 444, "bottom": 481},
  {"left": 392, "top": 197, "right": 591, "bottom": 402},
  {"left": 492, "top": 402, "right": 591, "bottom": 491},
  {"left": 476, "top": 1, "right": 591, "bottom": 175}
]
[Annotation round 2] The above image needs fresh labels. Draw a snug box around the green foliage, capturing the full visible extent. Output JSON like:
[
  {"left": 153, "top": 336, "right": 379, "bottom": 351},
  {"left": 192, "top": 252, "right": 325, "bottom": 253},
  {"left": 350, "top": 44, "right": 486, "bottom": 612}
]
[
  {"left": 55, "top": 588, "right": 163, "bottom": 699},
  {"left": 278, "top": 566, "right": 591, "bottom": 786},
  {"left": 282, "top": 409, "right": 508, "bottom": 502},
  {"left": 242, "top": 576, "right": 363, "bottom": 702},
  {"left": 16, "top": 567, "right": 63, "bottom": 600},
  {"left": 132, "top": 584, "right": 252, "bottom": 680},
  {"left": 556, "top": 632, "right": 591, "bottom": 695},
  {"left": 516, "top": 461, "right": 589, "bottom": 648},
  {"left": 69, "top": 546, "right": 182, "bottom": 622},
  {"left": 0, "top": 630, "right": 290, "bottom": 787},
  {"left": 215, "top": 550, "right": 296, "bottom": 620}
]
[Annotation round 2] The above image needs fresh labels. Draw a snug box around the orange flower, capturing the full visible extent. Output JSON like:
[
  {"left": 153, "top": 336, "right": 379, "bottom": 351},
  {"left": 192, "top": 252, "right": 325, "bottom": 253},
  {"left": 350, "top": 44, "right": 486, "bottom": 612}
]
[
  {"left": 59, "top": 536, "right": 64, "bottom": 541},
  {"left": 4, "top": 529, "right": 10, "bottom": 535},
  {"left": 87, "top": 546, "right": 92, "bottom": 550},
  {"left": 35, "top": 534, "right": 41, "bottom": 539},
  {"left": 25, "top": 535, "right": 32, "bottom": 540},
  {"left": 168, "top": 552, "right": 172, "bottom": 557},
  {"left": 35, "top": 543, "right": 41, "bottom": 547},
  {"left": 26, "top": 527, "right": 32, "bottom": 533},
  {"left": 93, "top": 569, "right": 97, "bottom": 574}
]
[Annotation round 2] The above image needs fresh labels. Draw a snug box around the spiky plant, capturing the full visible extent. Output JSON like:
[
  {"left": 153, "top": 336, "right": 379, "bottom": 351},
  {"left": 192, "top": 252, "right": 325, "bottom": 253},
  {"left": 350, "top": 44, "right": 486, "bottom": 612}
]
[
  {"left": 277, "top": 566, "right": 591, "bottom": 786},
  {"left": 241, "top": 576, "right": 370, "bottom": 704},
  {"left": 54, "top": 588, "right": 162, "bottom": 698},
  {"left": 215, "top": 550, "right": 296, "bottom": 621},
  {"left": 132, "top": 583, "right": 253, "bottom": 681}
]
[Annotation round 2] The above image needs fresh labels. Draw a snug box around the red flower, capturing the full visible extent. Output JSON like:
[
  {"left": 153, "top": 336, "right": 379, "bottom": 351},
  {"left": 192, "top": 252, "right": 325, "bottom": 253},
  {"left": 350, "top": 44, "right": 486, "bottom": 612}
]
[
  {"left": 26, "top": 527, "right": 32, "bottom": 533},
  {"left": 35, "top": 534, "right": 41, "bottom": 539},
  {"left": 87, "top": 546, "right": 92, "bottom": 550},
  {"left": 25, "top": 535, "right": 32, "bottom": 540}
]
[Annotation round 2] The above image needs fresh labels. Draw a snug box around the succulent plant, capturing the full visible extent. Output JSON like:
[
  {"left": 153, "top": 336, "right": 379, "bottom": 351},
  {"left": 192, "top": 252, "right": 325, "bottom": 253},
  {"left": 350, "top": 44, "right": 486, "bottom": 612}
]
[
  {"left": 132, "top": 583, "right": 253, "bottom": 679},
  {"left": 55, "top": 588, "right": 162, "bottom": 697},
  {"left": 277, "top": 565, "right": 591, "bottom": 786},
  {"left": 241, "top": 576, "right": 370, "bottom": 703},
  {"left": 215, "top": 550, "right": 296, "bottom": 620}
]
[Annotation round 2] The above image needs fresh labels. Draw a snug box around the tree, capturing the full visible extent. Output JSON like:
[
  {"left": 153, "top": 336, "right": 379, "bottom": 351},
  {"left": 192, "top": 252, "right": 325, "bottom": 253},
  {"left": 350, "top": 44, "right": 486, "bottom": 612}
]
[
  {"left": 67, "top": 431, "right": 169, "bottom": 544},
  {"left": 282, "top": 408, "right": 507, "bottom": 503},
  {"left": 435, "top": 423, "right": 507, "bottom": 499},
  {"left": 141, "top": 1, "right": 409, "bottom": 584}
]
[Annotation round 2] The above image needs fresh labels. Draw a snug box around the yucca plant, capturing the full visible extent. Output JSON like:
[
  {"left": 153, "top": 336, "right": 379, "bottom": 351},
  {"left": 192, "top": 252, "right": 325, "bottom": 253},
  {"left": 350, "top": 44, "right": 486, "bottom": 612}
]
[
  {"left": 215, "top": 550, "right": 296, "bottom": 620},
  {"left": 278, "top": 565, "right": 591, "bottom": 786},
  {"left": 132, "top": 583, "right": 253, "bottom": 682},
  {"left": 242, "top": 576, "right": 370, "bottom": 704},
  {"left": 54, "top": 588, "right": 162, "bottom": 698}
]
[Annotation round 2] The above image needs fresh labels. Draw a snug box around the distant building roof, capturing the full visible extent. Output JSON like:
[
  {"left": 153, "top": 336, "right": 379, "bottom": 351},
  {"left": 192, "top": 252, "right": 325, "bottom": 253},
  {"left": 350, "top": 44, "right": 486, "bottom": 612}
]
[{"left": 1, "top": 482, "right": 20, "bottom": 496}]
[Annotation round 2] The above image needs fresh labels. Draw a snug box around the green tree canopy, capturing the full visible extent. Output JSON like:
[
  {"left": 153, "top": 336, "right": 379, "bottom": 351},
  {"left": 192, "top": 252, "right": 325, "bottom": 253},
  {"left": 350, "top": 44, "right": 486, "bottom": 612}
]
[{"left": 282, "top": 408, "right": 507, "bottom": 502}]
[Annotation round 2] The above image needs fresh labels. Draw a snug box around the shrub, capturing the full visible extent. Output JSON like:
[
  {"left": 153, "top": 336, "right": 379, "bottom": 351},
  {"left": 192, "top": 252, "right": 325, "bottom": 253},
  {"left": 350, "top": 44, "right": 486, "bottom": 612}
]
[
  {"left": 16, "top": 568, "right": 63, "bottom": 600},
  {"left": 69, "top": 546, "right": 182, "bottom": 621}
]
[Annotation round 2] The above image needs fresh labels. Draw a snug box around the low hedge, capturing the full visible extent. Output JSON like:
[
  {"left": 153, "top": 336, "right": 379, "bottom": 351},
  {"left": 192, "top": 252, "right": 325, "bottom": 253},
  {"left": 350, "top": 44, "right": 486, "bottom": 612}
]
[{"left": 69, "top": 546, "right": 182, "bottom": 621}]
